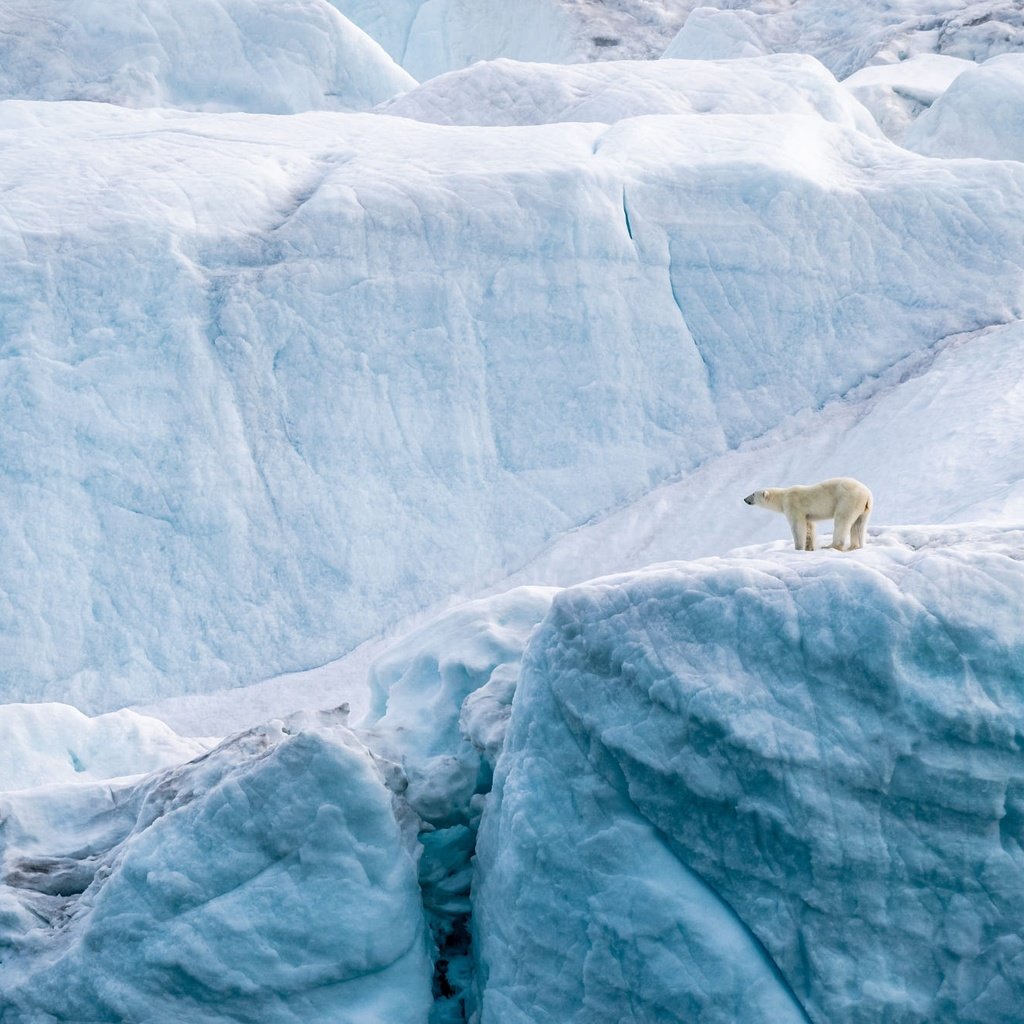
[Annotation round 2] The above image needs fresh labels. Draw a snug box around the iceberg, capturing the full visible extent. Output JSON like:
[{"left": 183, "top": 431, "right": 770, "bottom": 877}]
[
  {"left": 905, "top": 53, "right": 1024, "bottom": 160},
  {"left": 0, "top": 709, "right": 433, "bottom": 1022},
  {"left": 475, "top": 525, "right": 1024, "bottom": 1022},
  {"left": 0, "top": 0, "right": 414, "bottom": 113}
]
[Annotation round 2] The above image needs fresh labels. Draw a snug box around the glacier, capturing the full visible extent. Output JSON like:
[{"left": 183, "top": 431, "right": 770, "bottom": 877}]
[
  {"left": 905, "top": 53, "right": 1024, "bottom": 159},
  {"left": 378, "top": 53, "right": 880, "bottom": 130},
  {"left": 3, "top": 0, "right": 1024, "bottom": 1020}
]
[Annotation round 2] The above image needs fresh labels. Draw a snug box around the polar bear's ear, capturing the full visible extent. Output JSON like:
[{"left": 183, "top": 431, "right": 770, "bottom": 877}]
[{"left": 762, "top": 490, "right": 769, "bottom": 500}]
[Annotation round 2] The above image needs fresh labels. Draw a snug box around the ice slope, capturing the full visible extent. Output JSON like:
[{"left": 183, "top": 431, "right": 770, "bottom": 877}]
[
  {"left": 0, "top": 703, "right": 209, "bottom": 791},
  {"left": 7, "top": 92, "right": 1024, "bottom": 711},
  {"left": 498, "top": 319, "right": 1024, "bottom": 587},
  {"left": 0, "top": 709, "right": 433, "bottom": 1023},
  {"left": 475, "top": 526, "right": 1024, "bottom": 1023},
  {"left": 905, "top": 53, "right": 1024, "bottom": 158},
  {"left": 0, "top": 0, "right": 414, "bottom": 113},
  {"left": 664, "top": 1, "right": 1024, "bottom": 78},
  {"left": 378, "top": 54, "right": 879, "bottom": 132}
]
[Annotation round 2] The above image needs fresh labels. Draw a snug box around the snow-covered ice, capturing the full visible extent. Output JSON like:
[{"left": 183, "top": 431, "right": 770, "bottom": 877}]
[
  {"left": 379, "top": 54, "right": 879, "bottom": 131},
  {"left": 0, "top": 703, "right": 209, "bottom": 791},
  {"left": 496, "top": 319, "right": 1024, "bottom": 587},
  {"left": 0, "top": 710, "right": 433, "bottom": 1022},
  {"left": 2, "top": 0, "right": 1024, "bottom": 1019},
  {"left": 905, "top": 53, "right": 1024, "bottom": 159},
  {"left": 842, "top": 53, "right": 974, "bottom": 141},
  {"left": 476, "top": 525, "right": 1024, "bottom": 1022},
  {"left": 0, "top": 0, "right": 414, "bottom": 113}
]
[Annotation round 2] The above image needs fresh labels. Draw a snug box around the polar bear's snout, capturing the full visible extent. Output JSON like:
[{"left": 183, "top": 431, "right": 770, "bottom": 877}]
[{"left": 743, "top": 493, "right": 755, "bottom": 505}]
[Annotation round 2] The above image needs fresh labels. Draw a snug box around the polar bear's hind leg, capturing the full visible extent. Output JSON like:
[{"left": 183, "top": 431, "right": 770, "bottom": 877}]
[
  {"left": 806, "top": 520, "right": 816, "bottom": 551},
  {"left": 850, "top": 501, "right": 871, "bottom": 549},
  {"left": 830, "top": 495, "right": 861, "bottom": 550}
]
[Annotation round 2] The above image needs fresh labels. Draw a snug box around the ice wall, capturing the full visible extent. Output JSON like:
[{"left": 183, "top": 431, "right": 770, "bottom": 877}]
[
  {"left": 475, "top": 526, "right": 1024, "bottom": 1022},
  {"left": 5, "top": 73, "right": 1024, "bottom": 710},
  {"left": 327, "top": 0, "right": 689, "bottom": 78}
]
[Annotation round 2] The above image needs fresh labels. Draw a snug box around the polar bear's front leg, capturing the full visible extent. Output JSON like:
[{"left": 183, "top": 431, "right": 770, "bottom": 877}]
[
  {"left": 805, "top": 521, "right": 817, "bottom": 551},
  {"left": 789, "top": 513, "right": 809, "bottom": 551}
]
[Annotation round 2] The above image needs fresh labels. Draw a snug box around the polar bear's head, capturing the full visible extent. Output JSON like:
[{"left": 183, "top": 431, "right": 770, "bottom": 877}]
[{"left": 741, "top": 483, "right": 778, "bottom": 507}]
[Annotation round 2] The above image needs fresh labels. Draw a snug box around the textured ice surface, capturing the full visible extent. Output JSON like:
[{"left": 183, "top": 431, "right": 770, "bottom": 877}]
[
  {"left": 379, "top": 54, "right": 879, "bottom": 131},
  {"left": 5, "top": 97, "right": 1024, "bottom": 710},
  {"left": 905, "top": 53, "right": 1024, "bottom": 158},
  {"left": 476, "top": 526, "right": 1024, "bottom": 1023},
  {"left": 842, "top": 53, "right": 974, "bottom": 141},
  {"left": 0, "top": 710, "right": 432, "bottom": 1023},
  {"left": 363, "top": 586, "right": 556, "bottom": 823},
  {"left": 0, "top": 703, "right": 209, "bottom": 791},
  {"left": 665, "top": 1, "right": 1024, "bottom": 77},
  {"left": 0, "top": 0, "right": 414, "bottom": 113}
]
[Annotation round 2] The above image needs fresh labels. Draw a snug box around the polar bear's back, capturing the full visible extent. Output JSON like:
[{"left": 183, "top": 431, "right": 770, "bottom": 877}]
[{"left": 785, "top": 477, "right": 872, "bottom": 520}]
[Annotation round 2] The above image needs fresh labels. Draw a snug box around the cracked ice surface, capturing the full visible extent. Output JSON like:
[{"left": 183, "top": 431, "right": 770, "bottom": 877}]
[
  {"left": 5, "top": 81, "right": 1024, "bottom": 710},
  {"left": 0, "top": 710, "right": 432, "bottom": 1023},
  {"left": 475, "top": 525, "right": 1024, "bottom": 1023}
]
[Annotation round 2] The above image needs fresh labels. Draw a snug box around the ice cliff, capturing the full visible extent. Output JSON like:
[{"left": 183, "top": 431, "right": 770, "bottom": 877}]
[{"left": 475, "top": 525, "right": 1024, "bottom": 1022}]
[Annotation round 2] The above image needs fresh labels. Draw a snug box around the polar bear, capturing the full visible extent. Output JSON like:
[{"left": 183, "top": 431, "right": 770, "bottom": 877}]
[{"left": 743, "top": 477, "right": 872, "bottom": 551}]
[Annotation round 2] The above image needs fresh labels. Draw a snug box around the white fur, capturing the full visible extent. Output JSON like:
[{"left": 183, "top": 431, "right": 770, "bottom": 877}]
[{"left": 743, "top": 477, "right": 873, "bottom": 551}]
